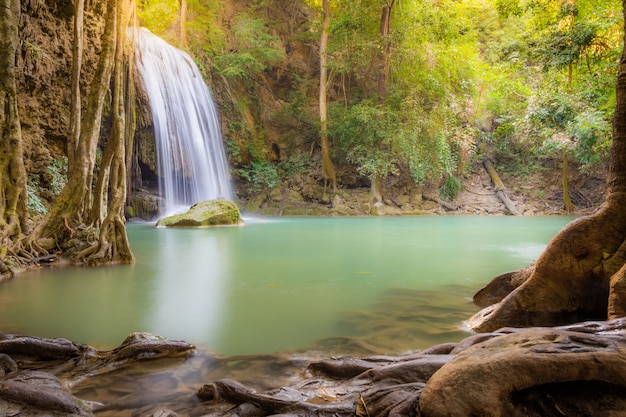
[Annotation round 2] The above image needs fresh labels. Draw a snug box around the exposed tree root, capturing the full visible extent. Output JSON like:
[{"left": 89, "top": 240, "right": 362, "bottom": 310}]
[{"left": 469, "top": 192, "right": 626, "bottom": 332}]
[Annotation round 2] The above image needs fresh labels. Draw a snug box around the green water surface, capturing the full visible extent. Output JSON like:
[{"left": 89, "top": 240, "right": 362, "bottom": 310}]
[{"left": 0, "top": 216, "right": 574, "bottom": 356}]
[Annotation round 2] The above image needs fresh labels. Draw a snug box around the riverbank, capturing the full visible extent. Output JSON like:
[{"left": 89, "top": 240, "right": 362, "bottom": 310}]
[
  {"left": 2, "top": 318, "right": 626, "bottom": 416},
  {"left": 237, "top": 158, "right": 606, "bottom": 218}
]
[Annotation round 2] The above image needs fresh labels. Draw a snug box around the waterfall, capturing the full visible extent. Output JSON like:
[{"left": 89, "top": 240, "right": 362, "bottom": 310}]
[{"left": 134, "top": 28, "right": 232, "bottom": 216}]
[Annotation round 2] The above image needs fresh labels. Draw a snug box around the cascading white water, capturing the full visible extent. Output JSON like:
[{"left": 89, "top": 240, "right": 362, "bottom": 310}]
[{"left": 135, "top": 28, "right": 232, "bottom": 216}]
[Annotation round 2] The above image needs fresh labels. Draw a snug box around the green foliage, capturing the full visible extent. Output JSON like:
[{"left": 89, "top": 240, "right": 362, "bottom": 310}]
[
  {"left": 237, "top": 161, "right": 279, "bottom": 192},
  {"left": 330, "top": 101, "right": 399, "bottom": 181},
  {"left": 536, "top": 22, "right": 598, "bottom": 71},
  {"left": 26, "top": 157, "right": 68, "bottom": 216},
  {"left": 181, "top": 0, "right": 227, "bottom": 71},
  {"left": 439, "top": 175, "right": 462, "bottom": 201},
  {"left": 213, "top": 14, "right": 286, "bottom": 79},
  {"left": 278, "top": 153, "right": 313, "bottom": 177},
  {"left": 137, "top": 0, "right": 179, "bottom": 34},
  {"left": 27, "top": 180, "right": 47, "bottom": 215},
  {"left": 180, "top": 0, "right": 621, "bottom": 194},
  {"left": 527, "top": 92, "right": 577, "bottom": 129},
  {"left": 495, "top": 0, "right": 523, "bottom": 18},
  {"left": 568, "top": 110, "right": 612, "bottom": 165},
  {"left": 47, "top": 157, "right": 68, "bottom": 196}
]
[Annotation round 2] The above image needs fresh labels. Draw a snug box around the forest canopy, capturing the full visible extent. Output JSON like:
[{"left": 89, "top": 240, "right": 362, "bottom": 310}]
[{"left": 135, "top": 0, "right": 622, "bottom": 202}]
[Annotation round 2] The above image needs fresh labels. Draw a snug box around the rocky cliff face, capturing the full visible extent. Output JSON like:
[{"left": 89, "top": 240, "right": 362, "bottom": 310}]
[{"left": 17, "top": 0, "right": 106, "bottom": 203}]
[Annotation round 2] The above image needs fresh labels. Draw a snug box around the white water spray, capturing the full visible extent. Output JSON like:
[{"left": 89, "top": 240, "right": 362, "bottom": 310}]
[{"left": 135, "top": 28, "right": 232, "bottom": 216}]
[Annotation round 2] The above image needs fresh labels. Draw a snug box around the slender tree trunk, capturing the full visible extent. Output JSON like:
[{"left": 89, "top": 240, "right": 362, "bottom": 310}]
[
  {"left": 377, "top": 0, "right": 394, "bottom": 101},
  {"left": 562, "top": 150, "right": 574, "bottom": 213},
  {"left": 319, "top": 0, "right": 337, "bottom": 193},
  {"left": 179, "top": 0, "right": 187, "bottom": 48},
  {"left": 370, "top": 0, "right": 394, "bottom": 201},
  {"left": 0, "top": 0, "right": 28, "bottom": 275},
  {"left": 68, "top": 0, "right": 84, "bottom": 170}
]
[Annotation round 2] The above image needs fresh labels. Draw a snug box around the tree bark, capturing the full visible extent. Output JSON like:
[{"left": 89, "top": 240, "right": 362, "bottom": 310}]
[
  {"left": 68, "top": 0, "right": 84, "bottom": 170},
  {"left": 179, "top": 0, "right": 187, "bottom": 48},
  {"left": 469, "top": 3, "right": 626, "bottom": 331},
  {"left": 0, "top": 0, "right": 29, "bottom": 275},
  {"left": 83, "top": 0, "right": 135, "bottom": 264},
  {"left": 562, "top": 150, "right": 575, "bottom": 213},
  {"left": 319, "top": 0, "right": 337, "bottom": 192},
  {"left": 377, "top": 0, "right": 394, "bottom": 101}
]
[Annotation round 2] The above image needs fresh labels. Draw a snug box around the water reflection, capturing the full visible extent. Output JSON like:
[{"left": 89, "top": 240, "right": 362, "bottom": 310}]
[{"left": 147, "top": 229, "right": 229, "bottom": 348}]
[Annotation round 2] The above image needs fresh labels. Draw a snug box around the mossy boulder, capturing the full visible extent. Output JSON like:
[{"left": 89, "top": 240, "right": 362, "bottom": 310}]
[{"left": 155, "top": 199, "right": 243, "bottom": 228}]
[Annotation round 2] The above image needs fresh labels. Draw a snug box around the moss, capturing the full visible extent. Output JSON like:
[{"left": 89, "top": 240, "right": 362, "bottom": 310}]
[{"left": 155, "top": 198, "right": 243, "bottom": 227}]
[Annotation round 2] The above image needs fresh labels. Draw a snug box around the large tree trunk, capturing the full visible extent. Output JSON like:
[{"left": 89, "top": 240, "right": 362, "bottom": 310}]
[
  {"left": 319, "top": 0, "right": 337, "bottom": 192},
  {"left": 468, "top": 4, "right": 626, "bottom": 331},
  {"left": 81, "top": 0, "right": 135, "bottom": 265},
  {"left": 0, "top": 0, "right": 29, "bottom": 276}
]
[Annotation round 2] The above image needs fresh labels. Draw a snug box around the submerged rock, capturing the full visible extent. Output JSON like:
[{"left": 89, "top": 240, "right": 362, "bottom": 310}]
[
  {"left": 0, "top": 371, "right": 93, "bottom": 417},
  {"left": 155, "top": 199, "right": 243, "bottom": 227},
  {"left": 0, "top": 332, "right": 195, "bottom": 416}
]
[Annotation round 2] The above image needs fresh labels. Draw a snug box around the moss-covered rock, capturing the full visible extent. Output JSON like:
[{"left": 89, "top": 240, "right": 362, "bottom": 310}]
[{"left": 155, "top": 199, "right": 243, "bottom": 228}]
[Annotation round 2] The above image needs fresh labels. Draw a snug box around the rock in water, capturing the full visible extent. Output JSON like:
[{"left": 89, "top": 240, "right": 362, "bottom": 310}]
[{"left": 155, "top": 199, "right": 243, "bottom": 228}]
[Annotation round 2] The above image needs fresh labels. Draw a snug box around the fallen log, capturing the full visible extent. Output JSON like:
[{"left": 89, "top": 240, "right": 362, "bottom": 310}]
[{"left": 482, "top": 158, "right": 520, "bottom": 215}]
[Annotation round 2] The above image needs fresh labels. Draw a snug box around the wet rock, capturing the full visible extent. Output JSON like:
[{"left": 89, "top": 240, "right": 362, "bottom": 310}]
[
  {"left": 0, "top": 371, "right": 93, "bottom": 416},
  {"left": 0, "top": 334, "right": 89, "bottom": 361},
  {"left": 0, "top": 353, "right": 18, "bottom": 377},
  {"left": 127, "top": 191, "right": 160, "bottom": 220},
  {"left": 155, "top": 199, "right": 243, "bottom": 227},
  {"left": 108, "top": 332, "right": 196, "bottom": 362},
  {"left": 145, "top": 409, "right": 181, "bottom": 417}
]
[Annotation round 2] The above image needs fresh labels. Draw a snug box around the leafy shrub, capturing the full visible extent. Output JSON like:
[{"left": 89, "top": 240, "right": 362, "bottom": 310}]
[
  {"left": 27, "top": 180, "right": 47, "bottom": 215},
  {"left": 214, "top": 14, "right": 285, "bottom": 79},
  {"left": 237, "top": 161, "right": 279, "bottom": 192},
  {"left": 439, "top": 174, "right": 462, "bottom": 201},
  {"left": 568, "top": 110, "right": 611, "bottom": 166},
  {"left": 47, "top": 157, "right": 67, "bottom": 196}
]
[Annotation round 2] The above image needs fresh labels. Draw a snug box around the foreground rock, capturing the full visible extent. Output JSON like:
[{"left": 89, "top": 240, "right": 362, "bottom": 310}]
[
  {"left": 155, "top": 199, "right": 243, "bottom": 227},
  {"left": 3, "top": 321, "right": 626, "bottom": 416},
  {"left": 0, "top": 332, "right": 194, "bottom": 416},
  {"left": 193, "top": 319, "right": 626, "bottom": 417}
]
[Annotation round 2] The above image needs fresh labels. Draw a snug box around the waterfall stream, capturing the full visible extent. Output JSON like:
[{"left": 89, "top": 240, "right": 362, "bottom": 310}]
[{"left": 135, "top": 28, "right": 232, "bottom": 216}]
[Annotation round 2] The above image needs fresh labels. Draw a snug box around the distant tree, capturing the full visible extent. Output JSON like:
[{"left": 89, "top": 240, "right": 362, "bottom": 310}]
[
  {"left": 319, "top": 0, "right": 337, "bottom": 192},
  {"left": 69, "top": 0, "right": 85, "bottom": 170}
]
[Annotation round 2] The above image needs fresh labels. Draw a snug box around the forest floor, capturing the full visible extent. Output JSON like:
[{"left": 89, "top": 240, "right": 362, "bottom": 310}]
[{"left": 454, "top": 159, "right": 606, "bottom": 216}]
